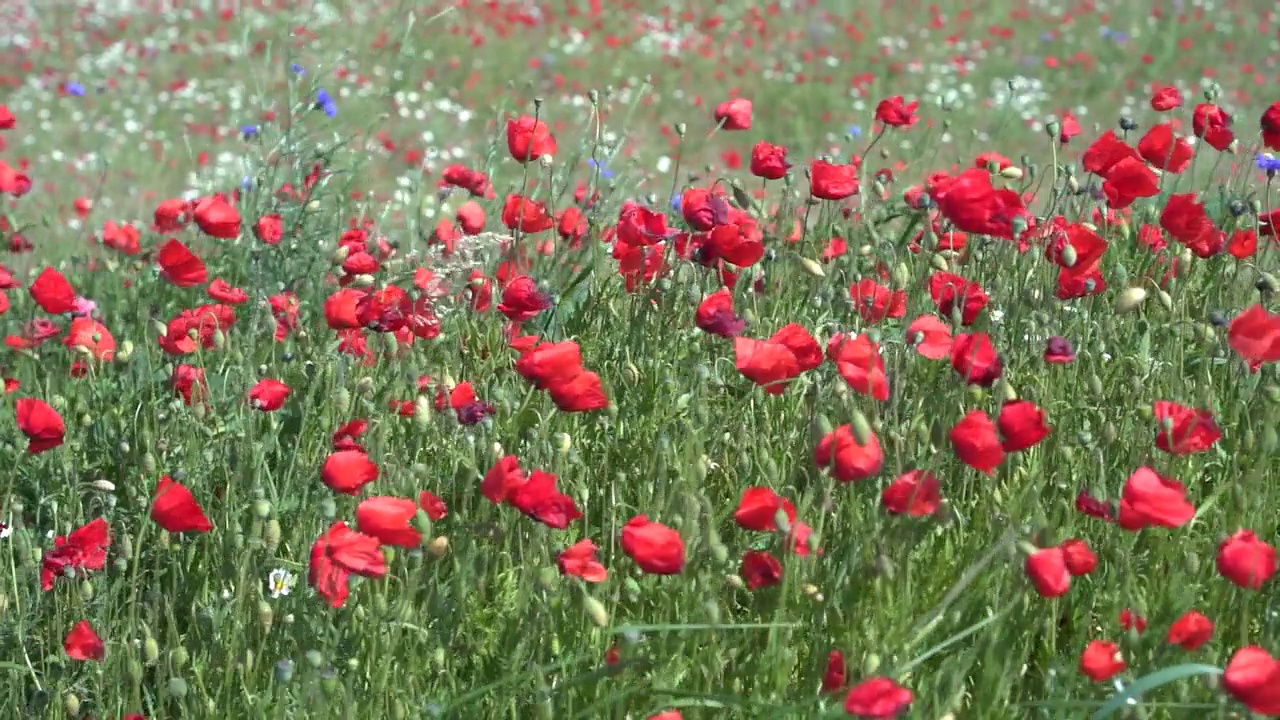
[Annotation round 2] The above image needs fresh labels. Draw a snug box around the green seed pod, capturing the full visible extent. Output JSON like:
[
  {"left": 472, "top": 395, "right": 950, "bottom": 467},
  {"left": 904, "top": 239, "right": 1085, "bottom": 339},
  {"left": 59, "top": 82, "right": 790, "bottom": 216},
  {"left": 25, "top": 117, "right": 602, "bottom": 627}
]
[
  {"left": 850, "top": 410, "right": 873, "bottom": 446},
  {"left": 583, "top": 595, "right": 610, "bottom": 628},
  {"left": 263, "top": 519, "right": 282, "bottom": 556},
  {"left": 1261, "top": 426, "right": 1278, "bottom": 455},
  {"left": 334, "top": 387, "right": 352, "bottom": 415},
  {"left": 863, "top": 653, "right": 881, "bottom": 675},
  {"left": 258, "top": 600, "right": 274, "bottom": 633},
  {"left": 143, "top": 452, "right": 158, "bottom": 475},
  {"left": 1264, "top": 385, "right": 1280, "bottom": 404},
  {"left": 1087, "top": 374, "right": 1104, "bottom": 399},
  {"left": 171, "top": 646, "right": 190, "bottom": 671},
  {"left": 144, "top": 636, "right": 161, "bottom": 664},
  {"left": 168, "top": 676, "right": 189, "bottom": 699},
  {"left": 127, "top": 658, "right": 145, "bottom": 684}
]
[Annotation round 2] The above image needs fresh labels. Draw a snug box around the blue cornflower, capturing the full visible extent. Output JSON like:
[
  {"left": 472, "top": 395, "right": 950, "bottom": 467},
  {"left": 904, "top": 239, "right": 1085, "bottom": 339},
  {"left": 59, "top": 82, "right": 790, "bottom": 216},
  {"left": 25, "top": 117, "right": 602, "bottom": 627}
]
[
  {"left": 1257, "top": 154, "right": 1280, "bottom": 173},
  {"left": 64, "top": 82, "right": 86, "bottom": 97},
  {"left": 290, "top": 63, "right": 306, "bottom": 75},
  {"left": 315, "top": 89, "right": 337, "bottom": 117},
  {"left": 848, "top": 124, "right": 863, "bottom": 138},
  {"left": 241, "top": 176, "right": 255, "bottom": 191},
  {"left": 588, "top": 157, "right": 613, "bottom": 179},
  {"left": 241, "top": 124, "right": 259, "bottom": 140},
  {"left": 670, "top": 194, "right": 682, "bottom": 211}
]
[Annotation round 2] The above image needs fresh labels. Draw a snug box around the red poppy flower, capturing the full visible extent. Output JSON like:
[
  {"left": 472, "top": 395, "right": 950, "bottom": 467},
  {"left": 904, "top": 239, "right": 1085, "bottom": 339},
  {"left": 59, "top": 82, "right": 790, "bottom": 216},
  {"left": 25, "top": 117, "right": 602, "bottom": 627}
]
[
  {"left": 906, "top": 315, "right": 952, "bottom": 359},
  {"left": 498, "top": 275, "right": 552, "bottom": 323},
  {"left": 308, "top": 521, "right": 388, "bottom": 608},
  {"left": 356, "top": 496, "right": 422, "bottom": 547},
  {"left": 843, "top": 676, "right": 913, "bottom": 718},
  {"left": 1079, "top": 640, "right": 1125, "bottom": 682},
  {"left": 1153, "top": 401, "right": 1221, "bottom": 454},
  {"left": 157, "top": 239, "right": 208, "bottom": 288},
  {"left": 193, "top": 195, "right": 241, "bottom": 238},
  {"left": 713, "top": 97, "right": 753, "bottom": 130},
  {"left": 151, "top": 475, "right": 213, "bottom": 533},
  {"left": 1167, "top": 610, "right": 1214, "bottom": 650},
  {"left": 506, "top": 116, "right": 558, "bottom": 163},
  {"left": 501, "top": 194, "right": 555, "bottom": 233},
  {"left": 750, "top": 141, "right": 790, "bottom": 180},
  {"left": 695, "top": 289, "right": 746, "bottom": 338},
  {"left": 558, "top": 539, "right": 607, "bottom": 582},
  {"left": 1191, "top": 103, "right": 1234, "bottom": 151},
  {"left": 248, "top": 378, "right": 291, "bottom": 411},
  {"left": 740, "top": 550, "right": 783, "bottom": 590},
  {"left": 997, "top": 400, "right": 1050, "bottom": 452},
  {"left": 874, "top": 96, "right": 919, "bottom": 127},
  {"left": 16, "top": 397, "right": 65, "bottom": 454},
  {"left": 1223, "top": 646, "right": 1280, "bottom": 715},
  {"left": 509, "top": 469, "right": 582, "bottom": 529},
  {"left": 827, "top": 333, "right": 889, "bottom": 402},
  {"left": 949, "top": 410, "right": 1004, "bottom": 474},
  {"left": 928, "top": 272, "right": 988, "bottom": 325},
  {"left": 64, "top": 620, "right": 105, "bottom": 661},
  {"left": 1227, "top": 304, "right": 1280, "bottom": 371},
  {"left": 850, "top": 278, "right": 907, "bottom": 323},
  {"left": 207, "top": 278, "right": 249, "bottom": 304},
  {"left": 620, "top": 515, "right": 685, "bottom": 575},
  {"left": 929, "top": 167, "right": 1030, "bottom": 240},
  {"left": 41, "top": 517, "right": 110, "bottom": 591},
  {"left": 1060, "top": 538, "right": 1097, "bottom": 576},
  {"left": 29, "top": 267, "right": 76, "bottom": 314},
  {"left": 950, "top": 332, "right": 1003, "bottom": 387},
  {"left": 880, "top": 470, "right": 941, "bottom": 516},
  {"left": 733, "top": 487, "right": 796, "bottom": 531},
  {"left": 1137, "top": 123, "right": 1194, "bottom": 173},
  {"left": 320, "top": 450, "right": 379, "bottom": 495},
  {"left": 481, "top": 456, "right": 528, "bottom": 504},
  {"left": 1025, "top": 546, "right": 1070, "bottom": 597},
  {"left": 1118, "top": 466, "right": 1195, "bottom": 531},
  {"left": 1216, "top": 530, "right": 1276, "bottom": 590},
  {"left": 814, "top": 424, "right": 884, "bottom": 482},
  {"left": 1150, "top": 85, "right": 1182, "bottom": 111},
  {"left": 821, "top": 650, "right": 847, "bottom": 693},
  {"left": 809, "top": 159, "right": 859, "bottom": 200}
]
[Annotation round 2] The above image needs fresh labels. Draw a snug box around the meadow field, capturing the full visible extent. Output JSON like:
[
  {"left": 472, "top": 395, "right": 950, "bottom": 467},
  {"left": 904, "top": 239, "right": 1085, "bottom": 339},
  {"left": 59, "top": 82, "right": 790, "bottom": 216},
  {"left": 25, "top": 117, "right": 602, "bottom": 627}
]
[{"left": 2, "top": 0, "right": 1280, "bottom": 717}]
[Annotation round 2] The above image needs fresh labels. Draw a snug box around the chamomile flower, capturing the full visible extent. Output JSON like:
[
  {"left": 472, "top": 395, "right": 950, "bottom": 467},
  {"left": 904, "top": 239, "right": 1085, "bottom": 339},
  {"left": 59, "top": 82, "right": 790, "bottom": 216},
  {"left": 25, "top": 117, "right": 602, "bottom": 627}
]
[{"left": 267, "top": 568, "right": 297, "bottom": 599}]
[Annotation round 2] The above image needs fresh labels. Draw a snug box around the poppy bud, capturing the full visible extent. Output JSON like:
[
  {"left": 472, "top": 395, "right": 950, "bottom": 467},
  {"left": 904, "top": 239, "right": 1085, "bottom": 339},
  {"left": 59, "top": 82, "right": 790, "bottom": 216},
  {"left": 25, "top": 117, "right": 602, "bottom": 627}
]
[
  {"left": 80, "top": 579, "right": 94, "bottom": 600},
  {"left": 428, "top": 535, "right": 449, "bottom": 557},
  {"left": 331, "top": 245, "right": 350, "bottom": 265},
  {"left": 127, "top": 658, "right": 144, "bottom": 684},
  {"left": 583, "top": 594, "right": 610, "bottom": 628},
  {"left": 263, "top": 519, "right": 282, "bottom": 555},
  {"left": 90, "top": 479, "right": 116, "bottom": 492},
  {"left": 797, "top": 256, "right": 825, "bottom": 277},
  {"left": 850, "top": 410, "right": 873, "bottom": 446},
  {"left": 726, "top": 574, "right": 745, "bottom": 589},
  {"left": 1262, "top": 426, "right": 1279, "bottom": 454},
  {"left": 1058, "top": 243, "right": 1078, "bottom": 268},
  {"left": 802, "top": 584, "right": 823, "bottom": 602},
  {"left": 999, "top": 166, "right": 1024, "bottom": 180},
  {"left": 863, "top": 653, "right": 881, "bottom": 675},
  {"left": 929, "top": 253, "right": 950, "bottom": 271},
  {"left": 1156, "top": 290, "right": 1173, "bottom": 311},
  {"left": 167, "top": 676, "right": 190, "bottom": 699},
  {"left": 143, "top": 633, "right": 160, "bottom": 664},
  {"left": 63, "top": 693, "right": 80, "bottom": 717},
  {"left": 172, "top": 646, "right": 189, "bottom": 671},
  {"left": 258, "top": 600, "right": 273, "bottom": 633},
  {"left": 1115, "top": 286, "right": 1147, "bottom": 314},
  {"left": 674, "top": 122, "right": 686, "bottom": 137}
]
